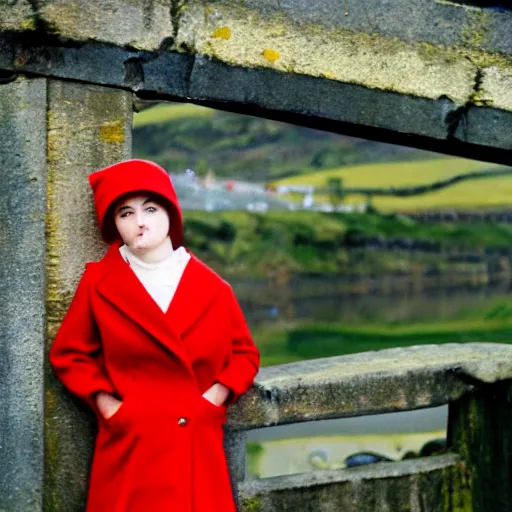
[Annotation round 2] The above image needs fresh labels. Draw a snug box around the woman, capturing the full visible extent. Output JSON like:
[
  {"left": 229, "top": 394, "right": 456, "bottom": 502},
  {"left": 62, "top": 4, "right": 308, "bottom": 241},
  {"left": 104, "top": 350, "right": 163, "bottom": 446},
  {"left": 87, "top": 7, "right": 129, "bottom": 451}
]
[{"left": 49, "top": 159, "right": 260, "bottom": 512}]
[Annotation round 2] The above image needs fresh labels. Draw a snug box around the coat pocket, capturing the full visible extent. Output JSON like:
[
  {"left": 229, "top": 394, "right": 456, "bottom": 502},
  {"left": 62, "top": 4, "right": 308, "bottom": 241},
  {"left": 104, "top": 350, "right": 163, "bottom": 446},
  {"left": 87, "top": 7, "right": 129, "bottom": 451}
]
[
  {"left": 200, "top": 395, "right": 227, "bottom": 423},
  {"left": 102, "top": 395, "right": 131, "bottom": 428}
]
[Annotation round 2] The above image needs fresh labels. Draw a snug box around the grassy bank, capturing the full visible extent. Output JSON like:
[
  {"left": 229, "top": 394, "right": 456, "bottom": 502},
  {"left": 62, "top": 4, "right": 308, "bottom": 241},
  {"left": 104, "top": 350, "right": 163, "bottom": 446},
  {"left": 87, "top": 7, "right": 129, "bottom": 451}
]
[
  {"left": 254, "top": 298, "right": 512, "bottom": 366},
  {"left": 255, "top": 315, "right": 512, "bottom": 366},
  {"left": 183, "top": 210, "right": 512, "bottom": 278}
]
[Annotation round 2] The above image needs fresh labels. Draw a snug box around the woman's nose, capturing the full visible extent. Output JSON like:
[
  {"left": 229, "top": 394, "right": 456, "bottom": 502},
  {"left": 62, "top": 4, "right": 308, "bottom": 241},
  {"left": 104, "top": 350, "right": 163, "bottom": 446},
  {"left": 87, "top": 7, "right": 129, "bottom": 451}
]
[{"left": 135, "top": 211, "right": 145, "bottom": 227}]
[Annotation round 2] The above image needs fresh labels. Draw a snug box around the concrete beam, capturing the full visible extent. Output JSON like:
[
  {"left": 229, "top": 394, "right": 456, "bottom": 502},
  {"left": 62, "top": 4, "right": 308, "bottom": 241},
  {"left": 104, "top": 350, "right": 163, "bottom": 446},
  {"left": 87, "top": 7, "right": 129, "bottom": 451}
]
[
  {"left": 0, "top": 0, "right": 511, "bottom": 161},
  {"left": 227, "top": 343, "right": 512, "bottom": 430},
  {"left": 0, "top": 34, "right": 510, "bottom": 164},
  {"left": 0, "top": 76, "right": 47, "bottom": 512}
]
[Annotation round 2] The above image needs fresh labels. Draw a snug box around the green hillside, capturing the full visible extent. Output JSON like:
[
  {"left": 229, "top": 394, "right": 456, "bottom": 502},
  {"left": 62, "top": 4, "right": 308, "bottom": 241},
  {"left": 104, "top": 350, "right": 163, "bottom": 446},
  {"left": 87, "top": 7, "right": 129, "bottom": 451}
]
[
  {"left": 133, "top": 103, "right": 436, "bottom": 182},
  {"left": 134, "top": 103, "right": 215, "bottom": 127}
]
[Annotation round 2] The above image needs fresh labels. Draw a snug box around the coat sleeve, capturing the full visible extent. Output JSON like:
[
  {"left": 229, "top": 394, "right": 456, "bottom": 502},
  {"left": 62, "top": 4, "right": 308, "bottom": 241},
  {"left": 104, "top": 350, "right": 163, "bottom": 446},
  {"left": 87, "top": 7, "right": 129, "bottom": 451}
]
[
  {"left": 49, "top": 265, "right": 115, "bottom": 412},
  {"left": 215, "top": 286, "right": 260, "bottom": 403}
]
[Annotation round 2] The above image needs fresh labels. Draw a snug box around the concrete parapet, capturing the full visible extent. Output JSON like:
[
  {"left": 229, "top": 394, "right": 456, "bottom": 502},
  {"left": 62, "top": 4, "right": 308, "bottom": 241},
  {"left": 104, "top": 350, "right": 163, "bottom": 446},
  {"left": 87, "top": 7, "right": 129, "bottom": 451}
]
[
  {"left": 239, "top": 454, "right": 467, "bottom": 512},
  {"left": 224, "top": 343, "right": 512, "bottom": 512},
  {"left": 227, "top": 343, "right": 512, "bottom": 430}
]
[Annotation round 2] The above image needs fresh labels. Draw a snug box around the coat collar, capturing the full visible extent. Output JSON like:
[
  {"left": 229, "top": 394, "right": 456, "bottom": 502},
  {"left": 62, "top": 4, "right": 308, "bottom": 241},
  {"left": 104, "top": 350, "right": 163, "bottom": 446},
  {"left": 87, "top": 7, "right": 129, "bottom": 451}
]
[{"left": 96, "top": 243, "right": 222, "bottom": 369}]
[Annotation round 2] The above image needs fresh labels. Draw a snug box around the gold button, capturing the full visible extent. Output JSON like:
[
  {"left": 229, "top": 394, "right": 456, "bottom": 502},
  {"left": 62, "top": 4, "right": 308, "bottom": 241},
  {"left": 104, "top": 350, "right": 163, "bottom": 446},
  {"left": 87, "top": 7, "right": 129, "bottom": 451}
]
[{"left": 178, "top": 417, "right": 188, "bottom": 426}]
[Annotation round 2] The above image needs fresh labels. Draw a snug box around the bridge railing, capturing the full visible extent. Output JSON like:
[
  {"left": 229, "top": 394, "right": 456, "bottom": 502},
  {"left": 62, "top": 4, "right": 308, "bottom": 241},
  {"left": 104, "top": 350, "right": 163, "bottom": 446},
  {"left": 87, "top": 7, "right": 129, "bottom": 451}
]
[{"left": 225, "top": 343, "right": 512, "bottom": 512}]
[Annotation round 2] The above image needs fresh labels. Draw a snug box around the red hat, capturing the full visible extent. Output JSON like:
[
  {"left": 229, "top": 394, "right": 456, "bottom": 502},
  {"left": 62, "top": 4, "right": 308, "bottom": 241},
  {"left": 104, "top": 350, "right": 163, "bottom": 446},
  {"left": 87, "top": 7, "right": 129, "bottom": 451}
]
[{"left": 88, "top": 159, "right": 183, "bottom": 247}]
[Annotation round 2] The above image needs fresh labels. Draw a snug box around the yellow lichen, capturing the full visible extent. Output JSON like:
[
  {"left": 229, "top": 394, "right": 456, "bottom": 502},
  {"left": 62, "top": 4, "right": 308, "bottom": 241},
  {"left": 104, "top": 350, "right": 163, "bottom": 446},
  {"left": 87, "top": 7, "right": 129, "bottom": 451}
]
[
  {"left": 211, "top": 26, "right": 231, "bottom": 40},
  {"left": 263, "top": 48, "right": 280, "bottom": 62},
  {"left": 99, "top": 121, "right": 125, "bottom": 144},
  {"left": 20, "top": 18, "right": 37, "bottom": 30}
]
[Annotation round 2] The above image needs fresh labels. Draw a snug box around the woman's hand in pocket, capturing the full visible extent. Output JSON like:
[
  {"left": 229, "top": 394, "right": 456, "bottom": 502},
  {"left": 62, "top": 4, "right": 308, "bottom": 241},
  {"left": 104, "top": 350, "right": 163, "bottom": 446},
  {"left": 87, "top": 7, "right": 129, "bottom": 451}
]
[
  {"left": 202, "top": 383, "right": 230, "bottom": 407},
  {"left": 96, "top": 391, "right": 123, "bottom": 420}
]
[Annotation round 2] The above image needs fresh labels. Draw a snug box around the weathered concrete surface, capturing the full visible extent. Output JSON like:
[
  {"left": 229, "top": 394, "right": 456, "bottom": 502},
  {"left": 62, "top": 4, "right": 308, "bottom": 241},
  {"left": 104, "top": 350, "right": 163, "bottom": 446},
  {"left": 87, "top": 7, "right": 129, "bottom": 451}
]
[
  {"left": 0, "top": 77, "right": 47, "bottom": 511},
  {"left": 239, "top": 454, "right": 470, "bottom": 512},
  {"left": 227, "top": 343, "right": 512, "bottom": 430},
  {"left": 224, "top": 431, "right": 248, "bottom": 509},
  {"left": 2, "top": 0, "right": 511, "bottom": 55},
  {"left": 177, "top": 1, "right": 511, "bottom": 110},
  {"left": 1, "top": 0, "right": 173, "bottom": 51},
  {"left": 44, "top": 80, "right": 132, "bottom": 511},
  {"left": 240, "top": 0, "right": 512, "bottom": 55},
  {"left": 0, "top": 0, "right": 35, "bottom": 32}
]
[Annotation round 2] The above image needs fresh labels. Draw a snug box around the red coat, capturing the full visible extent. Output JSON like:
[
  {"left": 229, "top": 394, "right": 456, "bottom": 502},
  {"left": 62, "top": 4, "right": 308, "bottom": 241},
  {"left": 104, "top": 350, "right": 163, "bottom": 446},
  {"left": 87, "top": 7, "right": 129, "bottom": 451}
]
[{"left": 49, "top": 241, "right": 260, "bottom": 512}]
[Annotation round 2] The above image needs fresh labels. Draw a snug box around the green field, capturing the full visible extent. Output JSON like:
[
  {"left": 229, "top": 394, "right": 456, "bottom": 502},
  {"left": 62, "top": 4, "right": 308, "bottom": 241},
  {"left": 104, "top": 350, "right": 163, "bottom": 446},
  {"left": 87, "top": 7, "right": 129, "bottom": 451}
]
[
  {"left": 273, "top": 158, "right": 512, "bottom": 211},
  {"left": 134, "top": 103, "right": 215, "bottom": 127}
]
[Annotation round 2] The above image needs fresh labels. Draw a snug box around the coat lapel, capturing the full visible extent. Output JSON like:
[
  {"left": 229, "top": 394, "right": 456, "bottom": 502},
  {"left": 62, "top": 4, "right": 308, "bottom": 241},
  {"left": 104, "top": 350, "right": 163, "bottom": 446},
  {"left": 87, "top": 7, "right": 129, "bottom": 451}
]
[{"left": 165, "top": 254, "right": 222, "bottom": 336}]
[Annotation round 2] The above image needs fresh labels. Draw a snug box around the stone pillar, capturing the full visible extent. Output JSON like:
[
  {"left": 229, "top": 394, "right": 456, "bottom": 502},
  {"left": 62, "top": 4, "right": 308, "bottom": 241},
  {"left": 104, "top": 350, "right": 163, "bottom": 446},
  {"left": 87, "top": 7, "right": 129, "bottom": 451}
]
[
  {"left": 448, "top": 380, "right": 512, "bottom": 512},
  {"left": 0, "top": 76, "right": 47, "bottom": 512},
  {"left": 44, "top": 80, "right": 132, "bottom": 511},
  {"left": 224, "top": 430, "right": 248, "bottom": 507}
]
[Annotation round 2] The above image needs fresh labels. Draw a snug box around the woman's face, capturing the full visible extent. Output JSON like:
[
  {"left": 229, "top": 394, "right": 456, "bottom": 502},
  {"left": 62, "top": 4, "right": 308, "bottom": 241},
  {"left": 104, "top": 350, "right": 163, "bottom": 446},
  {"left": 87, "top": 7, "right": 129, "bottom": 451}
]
[{"left": 114, "top": 194, "right": 171, "bottom": 253}]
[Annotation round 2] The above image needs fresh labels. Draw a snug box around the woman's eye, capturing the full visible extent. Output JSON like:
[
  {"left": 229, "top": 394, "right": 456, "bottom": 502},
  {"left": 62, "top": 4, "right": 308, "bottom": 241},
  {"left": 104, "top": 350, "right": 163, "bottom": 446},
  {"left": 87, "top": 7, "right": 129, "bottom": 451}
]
[
  {"left": 146, "top": 206, "right": 157, "bottom": 213},
  {"left": 120, "top": 211, "right": 132, "bottom": 218}
]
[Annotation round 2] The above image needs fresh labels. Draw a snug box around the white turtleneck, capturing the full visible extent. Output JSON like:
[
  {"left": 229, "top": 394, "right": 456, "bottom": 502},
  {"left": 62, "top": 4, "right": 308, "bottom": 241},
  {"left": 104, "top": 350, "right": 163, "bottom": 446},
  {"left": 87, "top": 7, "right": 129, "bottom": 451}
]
[{"left": 119, "top": 244, "right": 191, "bottom": 313}]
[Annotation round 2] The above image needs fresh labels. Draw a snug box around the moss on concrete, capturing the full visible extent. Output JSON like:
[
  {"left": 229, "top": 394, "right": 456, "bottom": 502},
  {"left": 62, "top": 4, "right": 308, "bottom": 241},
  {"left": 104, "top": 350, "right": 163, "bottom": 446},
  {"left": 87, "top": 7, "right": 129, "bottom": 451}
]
[
  {"left": 440, "top": 462, "right": 472, "bottom": 512},
  {"left": 461, "top": 9, "right": 491, "bottom": 50},
  {"left": 241, "top": 495, "right": 263, "bottom": 512},
  {"left": 0, "top": 1, "right": 37, "bottom": 32}
]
